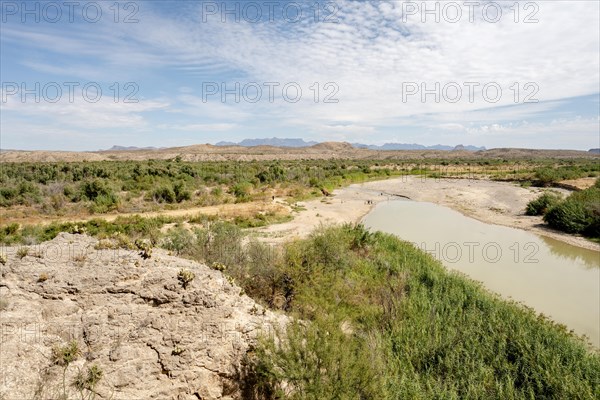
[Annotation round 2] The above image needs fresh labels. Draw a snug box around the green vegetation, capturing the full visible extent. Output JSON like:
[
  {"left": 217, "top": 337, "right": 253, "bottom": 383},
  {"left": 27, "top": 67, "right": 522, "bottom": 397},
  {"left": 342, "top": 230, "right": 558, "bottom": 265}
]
[
  {"left": 1, "top": 203, "right": 598, "bottom": 397},
  {"left": 0, "top": 215, "right": 173, "bottom": 245},
  {"left": 239, "top": 225, "right": 599, "bottom": 399},
  {"left": 533, "top": 164, "right": 599, "bottom": 186},
  {"left": 135, "top": 239, "right": 153, "bottom": 259},
  {"left": 2, "top": 158, "right": 599, "bottom": 398},
  {"left": 525, "top": 191, "right": 562, "bottom": 216},
  {"left": 0, "top": 159, "right": 411, "bottom": 215},
  {"left": 72, "top": 364, "right": 103, "bottom": 400},
  {"left": 544, "top": 184, "right": 600, "bottom": 237},
  {"left": 526, "top": 179, "right": 600, "bottom": 238},
  {"left": 2, "top": 158, "right": 597, "bottom": 219},
  {"left": 16, "top": 247, "right": 29, "bottom": 259}
]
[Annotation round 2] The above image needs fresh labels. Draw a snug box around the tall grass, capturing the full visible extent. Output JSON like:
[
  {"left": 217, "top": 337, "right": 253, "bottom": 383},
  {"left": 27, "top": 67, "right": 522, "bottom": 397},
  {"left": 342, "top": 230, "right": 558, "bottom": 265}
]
[{"left": 242, "top": 225, "right": 600, "bottom": 399}]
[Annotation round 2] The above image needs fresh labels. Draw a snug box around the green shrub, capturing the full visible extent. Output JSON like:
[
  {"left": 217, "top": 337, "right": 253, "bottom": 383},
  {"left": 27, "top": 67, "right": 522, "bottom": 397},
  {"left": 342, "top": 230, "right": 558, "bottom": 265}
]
[
  {"left": 534, "top": 168, "right": 559, "bottom": 186},
  {"left": 544, "top": 200, "right": 589, "bottom": 233},
  {"left": 173, "top": 181, "right": 191, "bottom": 203},
  {"left": 135, "top": 239, "right": 153, "bottom": 259},
  {"left": 72, "top": 364, "right": 103, "bottom": 394},
  {"left": 525, "top": 192, "right": 562, "bottom": 216},
  {"left": 192, "top": 221, "right": 245, "bottom": 266},
  {"left": 17, "top": 247, "right": 29, "bottom": 259},
  {"left": 90, "top": 193, "right": 119, "bottom": 213},
  {"left": 250, "top": 318, "right": 384, "bottom": 399},
  {"left": 152, "top": 186, "right": 176, "bottom": 203},
  {"left": 543, "top": 187, "right": 600, "bottom": 237},
  {"left": 231, "top": 182, "right": 253, "bottom": 202},
  {"left": 80, "top": 179, "right": 112, "bottom": 201},
  {"left": 162, "top": 226, "right": 195, "bottom": 255}
]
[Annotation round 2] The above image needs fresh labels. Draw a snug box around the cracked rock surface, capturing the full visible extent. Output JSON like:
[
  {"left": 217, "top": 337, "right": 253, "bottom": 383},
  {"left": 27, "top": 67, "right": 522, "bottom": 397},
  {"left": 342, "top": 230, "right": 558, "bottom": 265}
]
[{"left": 0, "top": 233, "right": 286, "bottom": 399}]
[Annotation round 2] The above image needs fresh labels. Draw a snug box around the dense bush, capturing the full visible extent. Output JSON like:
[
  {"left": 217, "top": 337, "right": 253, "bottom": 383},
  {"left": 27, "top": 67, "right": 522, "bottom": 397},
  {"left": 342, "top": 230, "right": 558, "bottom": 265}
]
[
  {"left": 80, "top": 179, "right": 119, "bottom": 212},
  {"left": 152, "top": 186, "right": 176, "bottom": 203},
  {"left": 80, "top": 179, "right": 113, "bottom": 201},
  {"left": 525, "top": 191, "right": 562, "bottom": 215},
  {"left": 543, "top": 186, "right": 600, "bottom": 237}
]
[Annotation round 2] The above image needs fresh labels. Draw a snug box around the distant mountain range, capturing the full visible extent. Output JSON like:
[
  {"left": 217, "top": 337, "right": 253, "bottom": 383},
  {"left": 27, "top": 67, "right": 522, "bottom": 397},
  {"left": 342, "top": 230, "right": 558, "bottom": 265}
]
[
  {"left": 589, "top": 148, "right": 600, "bottom": 154},
  {"left": 215, "top": 138, "right": 319, "bottom": 148},
  {"left": 103, "top": 145, "right": 164, "bottom": 151},
  {"left": 102, "top": 139, "right": 487, "bottom": 152},
  {"left": 351, "top": 143, "right": 486, "bottom": 151},
  {"left": 215, "top": 138, "right": 485, "bottom": 151}
]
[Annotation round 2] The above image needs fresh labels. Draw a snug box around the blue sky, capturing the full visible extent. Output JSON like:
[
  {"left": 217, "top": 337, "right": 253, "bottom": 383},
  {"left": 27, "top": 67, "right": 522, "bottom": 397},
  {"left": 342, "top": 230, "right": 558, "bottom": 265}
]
[{"left": 1, "top": 0, "right": 599, "bottom": 150}]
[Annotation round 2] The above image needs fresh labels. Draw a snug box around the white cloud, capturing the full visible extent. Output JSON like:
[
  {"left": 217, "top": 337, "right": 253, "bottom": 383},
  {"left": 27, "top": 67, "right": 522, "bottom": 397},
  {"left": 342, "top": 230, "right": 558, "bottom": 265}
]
[{"left": 156, "top": 123, "right": 237, "bottom": 132}]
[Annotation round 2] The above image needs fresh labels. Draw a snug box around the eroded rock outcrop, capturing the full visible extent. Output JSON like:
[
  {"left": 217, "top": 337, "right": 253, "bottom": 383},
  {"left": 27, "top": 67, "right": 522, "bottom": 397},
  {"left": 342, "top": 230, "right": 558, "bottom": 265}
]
[{"left": 0, "top": 233, "right": 286, "bottom": 399}]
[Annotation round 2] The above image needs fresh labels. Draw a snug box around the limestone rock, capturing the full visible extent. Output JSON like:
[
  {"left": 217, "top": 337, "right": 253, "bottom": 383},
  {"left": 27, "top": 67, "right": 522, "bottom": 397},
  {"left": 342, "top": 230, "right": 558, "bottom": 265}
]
[{"left": 0, "top": 233, "right": 286, "bottom": 399}]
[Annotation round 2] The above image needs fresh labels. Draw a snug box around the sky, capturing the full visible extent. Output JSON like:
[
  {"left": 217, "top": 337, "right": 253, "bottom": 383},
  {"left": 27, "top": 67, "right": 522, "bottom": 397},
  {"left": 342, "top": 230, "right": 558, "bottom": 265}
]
[{"left": 1, "top": 0, "right": 599, "bottom": 151}]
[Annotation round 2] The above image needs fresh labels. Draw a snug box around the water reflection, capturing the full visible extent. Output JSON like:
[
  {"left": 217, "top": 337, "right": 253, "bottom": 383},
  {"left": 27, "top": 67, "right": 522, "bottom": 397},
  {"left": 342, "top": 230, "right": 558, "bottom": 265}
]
[{"left": 539, "top": 235, "right": 600, "bottom": 269}]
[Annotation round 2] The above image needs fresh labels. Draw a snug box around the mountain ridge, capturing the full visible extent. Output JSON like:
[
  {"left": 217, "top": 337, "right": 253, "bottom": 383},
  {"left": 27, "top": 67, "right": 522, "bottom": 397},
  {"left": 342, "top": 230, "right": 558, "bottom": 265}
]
[{"left": 212, "top": 138, "right": 485, "bottom": 151}]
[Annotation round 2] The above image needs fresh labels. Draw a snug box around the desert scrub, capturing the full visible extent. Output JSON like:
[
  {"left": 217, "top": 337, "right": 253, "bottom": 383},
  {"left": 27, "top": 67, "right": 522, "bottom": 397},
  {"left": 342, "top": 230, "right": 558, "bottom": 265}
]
[
  {"left": 0, "top": 252, "right": 6, "bottom": 265},
  {"left": 161, "top": 226, "right": 195, "bottom": 255},
  {"left": 177, "top": 269, "right": 195, "bottom": 289},
  {"left": 135, "top": 239, "right": 152, "bottom": 259},
  {"left": 69, "top": 224, "right": 87, "bottom": 235},
  {"left": 211, "top": 262, "right": 227, "bottom": 271},
  {"left": 51, "top": 340, "right": 80, "bottom": 366},
  {"left": 49, "top": 341, "right": 103, "bottom": 400},
  {"left": 233, "top": 211, "right": 293, "bottom": 228},
  {"left": 16, "top": 247, "right": 29, "bottom": 259},
  {"left": 243, "top": 225, "right": 600, "bottom": 399},
  {"left": 525, "top": 191, "right": 562, "bottom": 216},
  {"left": 0, "top": 215, "right": 174, "bottom": 245},
  {"left": 72, "top": 364, "right": 103, "bottom": 399},
  {"left": 0, "top": 159, "right": 596, "bottom": 218}
]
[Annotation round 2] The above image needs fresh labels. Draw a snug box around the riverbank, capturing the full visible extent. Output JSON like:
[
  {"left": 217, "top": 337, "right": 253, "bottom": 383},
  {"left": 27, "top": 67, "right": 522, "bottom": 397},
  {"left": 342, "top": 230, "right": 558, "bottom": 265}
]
[{"left": 257, "top": 176, "right": 600, "bottom": 252}]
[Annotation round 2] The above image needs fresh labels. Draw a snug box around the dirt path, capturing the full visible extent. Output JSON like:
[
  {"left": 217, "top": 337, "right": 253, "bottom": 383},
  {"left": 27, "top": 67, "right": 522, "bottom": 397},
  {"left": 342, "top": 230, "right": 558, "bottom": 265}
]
[
  {"left": 2, "top": 201, "right": 290, "bottom": 226},
  {"left": 254, "top": 176, "right": 600, "bottom": 252}
]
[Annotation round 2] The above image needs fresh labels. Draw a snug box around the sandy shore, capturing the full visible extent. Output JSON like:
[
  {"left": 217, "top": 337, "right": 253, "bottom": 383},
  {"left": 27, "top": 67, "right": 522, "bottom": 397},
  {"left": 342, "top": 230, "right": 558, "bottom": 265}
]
[{"left": 256, "top": 176, "right": 600, "bottom": 252}]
